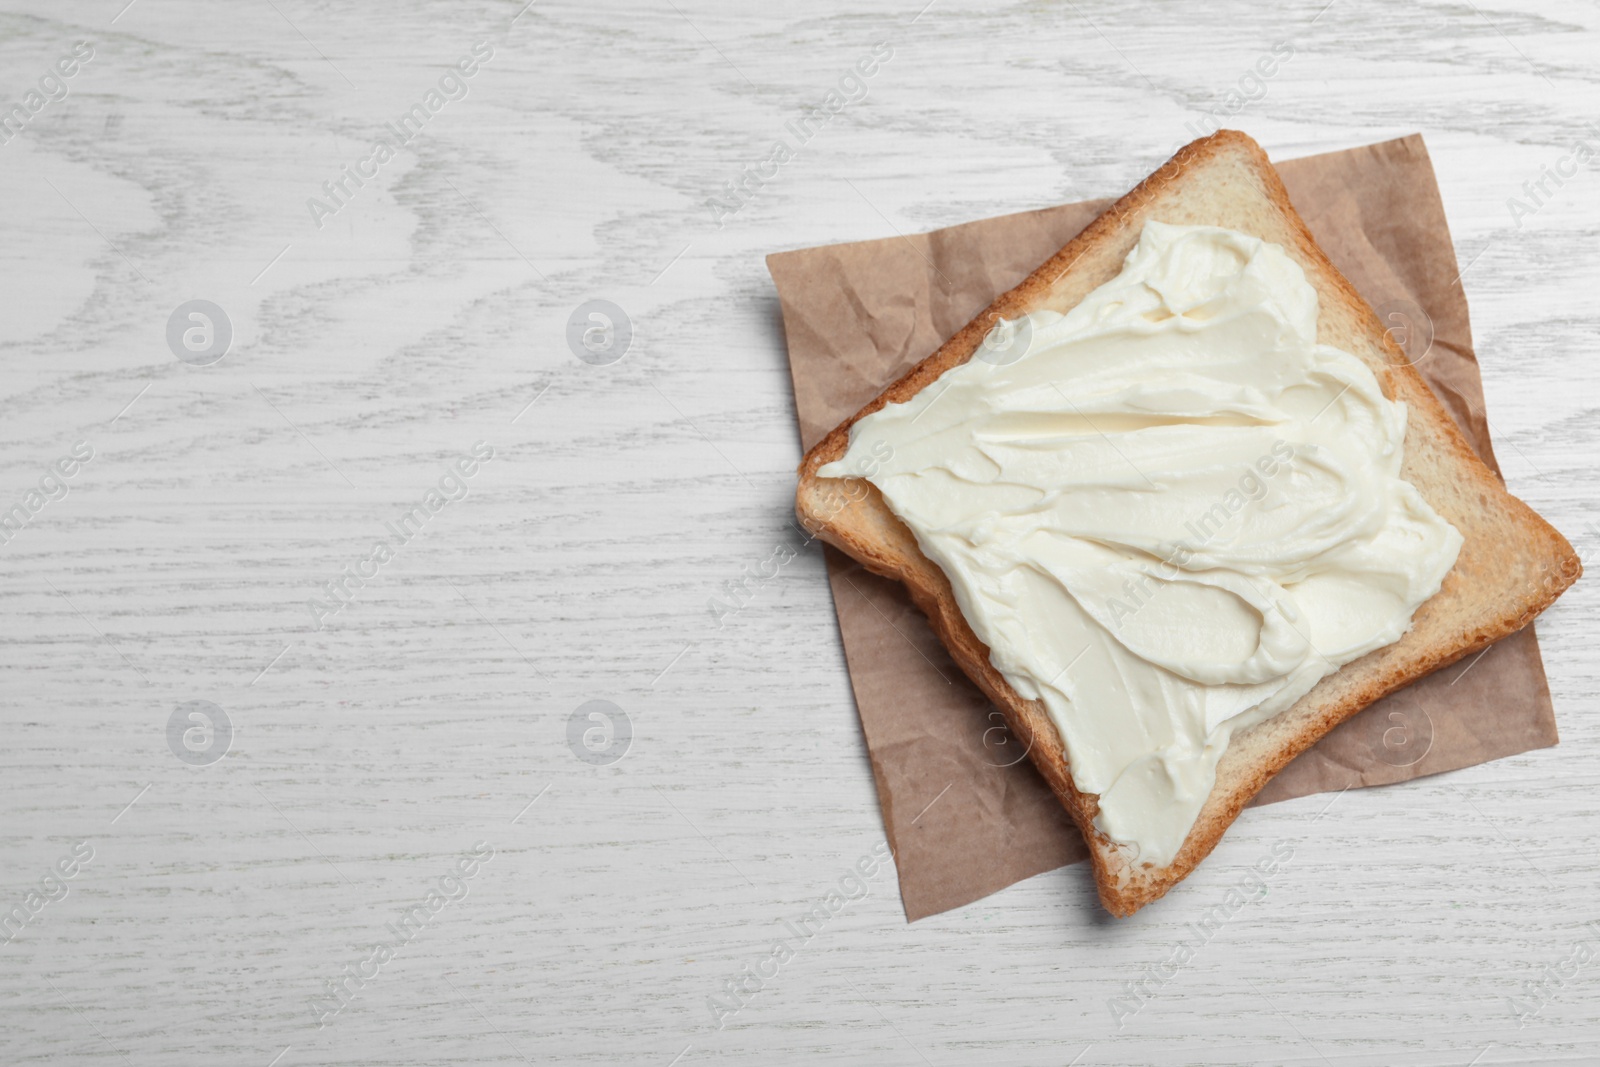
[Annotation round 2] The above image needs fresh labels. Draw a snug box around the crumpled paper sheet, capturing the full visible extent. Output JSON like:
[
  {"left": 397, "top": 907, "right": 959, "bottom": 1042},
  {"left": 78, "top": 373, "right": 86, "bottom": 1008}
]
[{"left": 768, "top": 135, "right": 1558, "bottom": 922}]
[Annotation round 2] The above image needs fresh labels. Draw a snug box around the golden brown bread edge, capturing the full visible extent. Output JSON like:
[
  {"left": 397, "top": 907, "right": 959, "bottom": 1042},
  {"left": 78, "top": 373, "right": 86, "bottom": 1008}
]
[{"left": 794, "top": 130, "right": 1581, "bottom": 916}]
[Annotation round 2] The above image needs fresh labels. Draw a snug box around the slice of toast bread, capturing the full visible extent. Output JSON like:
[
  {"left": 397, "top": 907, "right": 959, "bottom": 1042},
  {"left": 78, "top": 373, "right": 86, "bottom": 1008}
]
[{"left": 794, "top": 130, "right": 1580, "bottom": 916}]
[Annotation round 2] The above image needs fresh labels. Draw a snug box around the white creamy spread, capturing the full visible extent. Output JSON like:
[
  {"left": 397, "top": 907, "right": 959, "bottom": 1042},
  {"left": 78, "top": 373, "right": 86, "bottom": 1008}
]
[{"left": 818, "top": 221, "right": 1462, "bottom": 867}]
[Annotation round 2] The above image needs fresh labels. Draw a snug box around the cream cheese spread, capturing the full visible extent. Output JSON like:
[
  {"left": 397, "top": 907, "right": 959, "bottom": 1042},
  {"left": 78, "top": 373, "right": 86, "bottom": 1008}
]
[{"left": 818, "top": 221, "right": 1462, "bottom": 867}]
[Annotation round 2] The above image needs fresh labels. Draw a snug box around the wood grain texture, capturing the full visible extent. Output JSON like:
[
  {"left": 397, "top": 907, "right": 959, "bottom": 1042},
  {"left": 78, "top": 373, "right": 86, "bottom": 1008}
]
[{"left": 0, "top": 1, "right": 1596, "bottom": 1065}]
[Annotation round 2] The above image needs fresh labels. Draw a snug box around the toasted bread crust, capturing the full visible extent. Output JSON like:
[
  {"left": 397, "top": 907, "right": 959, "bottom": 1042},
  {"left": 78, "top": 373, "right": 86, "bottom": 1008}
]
[{"left": 795, "top": 131, "right": 1580, "bottom": 916}]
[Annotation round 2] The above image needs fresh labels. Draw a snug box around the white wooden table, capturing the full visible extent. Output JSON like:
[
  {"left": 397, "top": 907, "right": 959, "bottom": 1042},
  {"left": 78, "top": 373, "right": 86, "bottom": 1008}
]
[{"left": 1, "top": 2, "right": 1597, "bottom": 1064}]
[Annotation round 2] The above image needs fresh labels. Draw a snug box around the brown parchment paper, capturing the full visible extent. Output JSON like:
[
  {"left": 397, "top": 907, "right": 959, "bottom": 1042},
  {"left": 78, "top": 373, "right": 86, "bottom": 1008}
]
[{"left": 768, "top": 135, "right": 1559, "bottom": 922}]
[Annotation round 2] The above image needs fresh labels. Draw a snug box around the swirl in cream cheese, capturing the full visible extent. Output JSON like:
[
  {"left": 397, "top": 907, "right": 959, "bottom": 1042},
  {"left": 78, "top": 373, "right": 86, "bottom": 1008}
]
[{"left": 818, "top": 221, "right": 1462, "bottom": 867}]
